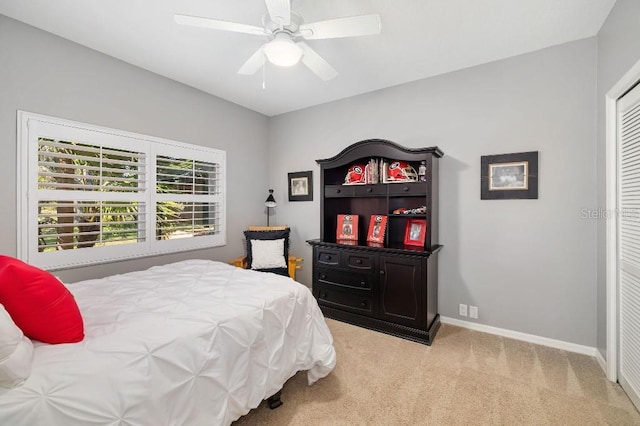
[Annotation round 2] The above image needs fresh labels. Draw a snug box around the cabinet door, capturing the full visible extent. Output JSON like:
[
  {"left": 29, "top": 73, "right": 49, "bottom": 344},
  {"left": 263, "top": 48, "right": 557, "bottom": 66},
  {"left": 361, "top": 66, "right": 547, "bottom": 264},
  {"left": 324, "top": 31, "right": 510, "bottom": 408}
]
[{"left": 378, "top": 255, "right": 425, "bottom": 328}]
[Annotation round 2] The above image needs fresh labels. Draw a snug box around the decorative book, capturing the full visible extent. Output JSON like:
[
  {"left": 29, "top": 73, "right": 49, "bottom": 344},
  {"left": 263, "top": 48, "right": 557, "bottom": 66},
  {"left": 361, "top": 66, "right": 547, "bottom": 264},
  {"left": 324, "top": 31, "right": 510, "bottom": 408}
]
[
  {"left": 336, "top": 214, "right": 358, "bottom": 241},
  {"left": 343, "top": 158, "right": 391, "bottom": 184},
  {"left": 366, "top": 215, "right": 387, "bottom": 244}
]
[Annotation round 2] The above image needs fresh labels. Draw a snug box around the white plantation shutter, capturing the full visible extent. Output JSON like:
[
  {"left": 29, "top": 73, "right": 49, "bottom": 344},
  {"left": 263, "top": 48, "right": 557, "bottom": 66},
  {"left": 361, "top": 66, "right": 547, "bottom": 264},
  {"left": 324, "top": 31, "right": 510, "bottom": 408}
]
[
  {"left": 37, "top": 200, "right": 146, "bottom": 251},
  {"left": 156, "top": 156, "right": 221, "bottom": 195},
  {"left": 618, "top": 82, "right": 640, "bottom": 412},
  {"left": 156, "top": 202, "right": 221, "bottom": 238},
  {"left": 18, "top": 112, "right": 226, "bottom": 270},
  {"left": 38, "top": 139, "right": 146, "bottom": 192},
  {"left": 36, "top": 138, "right": 147, "bottom": 254},
  {"left": 152, "top": 146, "right": 224, "bottom": 253},
  {"left": 155, "top": 156, "right": 222, "bottom": 239}
]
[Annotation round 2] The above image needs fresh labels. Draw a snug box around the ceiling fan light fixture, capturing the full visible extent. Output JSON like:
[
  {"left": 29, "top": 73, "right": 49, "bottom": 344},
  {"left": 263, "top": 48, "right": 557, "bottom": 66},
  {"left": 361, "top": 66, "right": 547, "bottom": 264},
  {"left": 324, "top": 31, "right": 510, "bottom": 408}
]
[{"left": 264, "top": 34, "right": 303, "bottom": 67}]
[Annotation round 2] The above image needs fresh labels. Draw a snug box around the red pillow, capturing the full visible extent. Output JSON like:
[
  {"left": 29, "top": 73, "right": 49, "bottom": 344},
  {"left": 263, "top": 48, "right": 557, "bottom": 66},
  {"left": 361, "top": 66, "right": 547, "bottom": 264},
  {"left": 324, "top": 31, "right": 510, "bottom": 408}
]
[{"left": 0, "top": 256, "right": 84, "bottom": 344}]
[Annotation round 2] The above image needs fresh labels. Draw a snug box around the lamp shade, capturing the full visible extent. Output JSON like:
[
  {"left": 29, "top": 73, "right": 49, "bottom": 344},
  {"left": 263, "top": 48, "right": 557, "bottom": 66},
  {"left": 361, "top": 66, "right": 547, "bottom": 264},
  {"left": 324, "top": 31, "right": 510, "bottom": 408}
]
[
  {"left": 265, "top": 189, "right": 277, "bottom": 208},
  {"left": 264, "top": 34, "right": 303, "bottom": 67}
]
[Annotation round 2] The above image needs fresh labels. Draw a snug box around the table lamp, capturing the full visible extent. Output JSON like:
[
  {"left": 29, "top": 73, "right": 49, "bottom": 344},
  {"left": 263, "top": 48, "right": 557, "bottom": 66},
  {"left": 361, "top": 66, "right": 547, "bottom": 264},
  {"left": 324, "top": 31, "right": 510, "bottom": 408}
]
[{"left": 265, "top": 189, "right": 276, "bottom": 226}]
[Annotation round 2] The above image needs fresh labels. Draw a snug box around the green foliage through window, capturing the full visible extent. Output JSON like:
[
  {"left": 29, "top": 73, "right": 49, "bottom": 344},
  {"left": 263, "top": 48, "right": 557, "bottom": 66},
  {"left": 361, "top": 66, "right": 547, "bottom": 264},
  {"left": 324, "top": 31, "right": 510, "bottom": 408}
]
[{"left": 36, "top": 139, "right": 220, "bottom": 252}]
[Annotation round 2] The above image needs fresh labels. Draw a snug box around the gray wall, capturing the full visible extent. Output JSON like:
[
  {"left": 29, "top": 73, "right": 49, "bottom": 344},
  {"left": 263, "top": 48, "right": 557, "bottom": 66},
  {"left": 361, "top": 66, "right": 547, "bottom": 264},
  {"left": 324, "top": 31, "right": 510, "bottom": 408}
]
[
  {"left": 269, "top": 38, "right": 598, "bottom": 346},
  {"left": 0, "top": 15, "right": 269, "bottom": 283},
  {"left": 596, "top": 0, "right": 640, "bottom": 358}
]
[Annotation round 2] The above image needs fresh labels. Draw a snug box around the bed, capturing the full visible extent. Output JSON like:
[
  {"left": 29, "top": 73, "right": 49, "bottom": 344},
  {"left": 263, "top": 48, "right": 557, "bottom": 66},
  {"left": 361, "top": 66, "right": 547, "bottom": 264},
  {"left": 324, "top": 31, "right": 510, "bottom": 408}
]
[{"left": 0, "top": 259, "right": 336, "bottom": 425}]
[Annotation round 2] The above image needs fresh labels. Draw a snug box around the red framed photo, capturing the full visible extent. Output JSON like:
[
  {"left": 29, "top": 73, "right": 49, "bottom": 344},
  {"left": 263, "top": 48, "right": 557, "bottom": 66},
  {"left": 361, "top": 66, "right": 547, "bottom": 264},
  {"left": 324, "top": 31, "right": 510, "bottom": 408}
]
[
  {"left": 336, "top": 214, "right": 358, "bottom": 241},
  {"left": 366, "top": 215, "right": 387, "bottom": 244},
  {"left": 404, "top": 219, "right": 427, "bottom": 246}
]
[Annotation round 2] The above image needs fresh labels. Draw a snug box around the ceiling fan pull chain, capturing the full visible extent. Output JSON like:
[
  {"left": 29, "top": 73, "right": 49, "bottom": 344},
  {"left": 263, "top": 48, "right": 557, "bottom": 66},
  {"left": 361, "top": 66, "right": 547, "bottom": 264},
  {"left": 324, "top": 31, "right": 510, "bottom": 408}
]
[{"left": 262, "top": 59, "right": 267, "bottom": 90}]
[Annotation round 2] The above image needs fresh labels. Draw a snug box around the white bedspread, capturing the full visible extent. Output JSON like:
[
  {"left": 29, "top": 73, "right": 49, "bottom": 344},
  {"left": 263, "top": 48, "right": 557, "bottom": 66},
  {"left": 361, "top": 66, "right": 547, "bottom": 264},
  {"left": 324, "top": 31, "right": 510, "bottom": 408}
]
[{"left": 0, "top": 260, "right": 336, "bottom": 425}]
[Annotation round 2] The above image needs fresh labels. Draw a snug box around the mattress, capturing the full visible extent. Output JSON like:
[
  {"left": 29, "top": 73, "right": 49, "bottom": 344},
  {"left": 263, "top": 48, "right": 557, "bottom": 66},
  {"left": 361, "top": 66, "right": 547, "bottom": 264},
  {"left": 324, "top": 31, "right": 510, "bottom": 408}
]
[{"left": 0, "top": 259, "right": 336, "bottom": 425}]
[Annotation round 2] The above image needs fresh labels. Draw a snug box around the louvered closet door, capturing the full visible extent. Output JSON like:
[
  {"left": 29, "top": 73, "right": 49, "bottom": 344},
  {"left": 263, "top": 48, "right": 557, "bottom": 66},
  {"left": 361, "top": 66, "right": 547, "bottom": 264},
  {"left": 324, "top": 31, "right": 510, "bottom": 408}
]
[{"left": 618, "top": 82, "right": 640, "bottom": 412}]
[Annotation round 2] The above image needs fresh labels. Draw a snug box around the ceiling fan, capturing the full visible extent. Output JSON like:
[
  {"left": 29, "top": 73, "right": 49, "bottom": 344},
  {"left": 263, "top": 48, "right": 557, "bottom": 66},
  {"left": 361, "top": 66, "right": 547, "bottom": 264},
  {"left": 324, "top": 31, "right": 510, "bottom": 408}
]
[{"left": 175, "top": 0, "right": 381, "bottom": 81}]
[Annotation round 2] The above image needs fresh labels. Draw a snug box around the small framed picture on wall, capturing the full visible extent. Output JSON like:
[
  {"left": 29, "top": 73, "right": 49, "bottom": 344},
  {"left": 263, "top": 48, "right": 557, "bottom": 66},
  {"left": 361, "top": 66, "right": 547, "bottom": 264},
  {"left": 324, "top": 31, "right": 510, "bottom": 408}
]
[
  {"left": 480, "top": 151, "right": 538, "bottom": 200},
  {"left": 288, "top": 171, "right": 313, "bottom": 201}
]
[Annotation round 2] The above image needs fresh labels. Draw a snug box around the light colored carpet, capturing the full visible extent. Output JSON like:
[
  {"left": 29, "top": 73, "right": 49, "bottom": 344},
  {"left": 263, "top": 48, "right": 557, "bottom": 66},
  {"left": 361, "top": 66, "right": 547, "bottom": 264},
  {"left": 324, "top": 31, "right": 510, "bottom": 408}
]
[{"left": 234, "top": 319, "right": 640, "bottom": 425}]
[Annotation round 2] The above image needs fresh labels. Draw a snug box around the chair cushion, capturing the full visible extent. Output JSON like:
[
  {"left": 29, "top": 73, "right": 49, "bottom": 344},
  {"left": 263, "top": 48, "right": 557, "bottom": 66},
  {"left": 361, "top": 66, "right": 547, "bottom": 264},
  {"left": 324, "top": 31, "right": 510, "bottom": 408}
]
[
  {"left": 0, "top": 256, "right": 84, "bottom": 344},
  {"left": 244, "top": 229, "right": 290, "bottom": 276},
  {"left": 250, "top": 238, "right": 287, "bottom": 269},
  {"left": 0, "top": 304, "right": 34, "bottom": 388}
]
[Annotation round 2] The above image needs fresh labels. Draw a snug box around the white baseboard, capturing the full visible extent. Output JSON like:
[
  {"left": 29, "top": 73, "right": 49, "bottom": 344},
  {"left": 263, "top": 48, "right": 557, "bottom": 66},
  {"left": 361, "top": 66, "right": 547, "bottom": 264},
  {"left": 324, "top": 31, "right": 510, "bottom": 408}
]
[
  {"left": 440, "top": 316, "right": 598, "bottom": 357},
  {"left": 595, "top": 349, "right": 607, "bottom": 375}
]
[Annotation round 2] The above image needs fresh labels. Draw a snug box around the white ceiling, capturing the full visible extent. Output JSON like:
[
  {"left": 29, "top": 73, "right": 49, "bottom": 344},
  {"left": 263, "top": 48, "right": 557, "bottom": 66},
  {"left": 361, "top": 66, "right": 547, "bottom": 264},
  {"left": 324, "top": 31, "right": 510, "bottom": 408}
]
[{"left": 0, "top": 0, "right": 616, "bottom": 117}]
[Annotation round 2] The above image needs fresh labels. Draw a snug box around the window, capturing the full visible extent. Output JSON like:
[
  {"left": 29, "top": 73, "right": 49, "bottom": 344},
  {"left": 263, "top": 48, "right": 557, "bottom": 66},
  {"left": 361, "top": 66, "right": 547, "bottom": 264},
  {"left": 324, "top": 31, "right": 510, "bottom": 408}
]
[{"left": 18, "top": 112, "right": 226, "bottom": 270}]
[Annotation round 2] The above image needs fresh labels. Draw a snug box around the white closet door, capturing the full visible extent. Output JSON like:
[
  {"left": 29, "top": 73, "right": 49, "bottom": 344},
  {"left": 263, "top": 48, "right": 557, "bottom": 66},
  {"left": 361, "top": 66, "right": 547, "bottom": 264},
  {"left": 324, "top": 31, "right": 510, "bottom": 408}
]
[{"left": 618, "top": 82, "right": 640, "bottom": 411}]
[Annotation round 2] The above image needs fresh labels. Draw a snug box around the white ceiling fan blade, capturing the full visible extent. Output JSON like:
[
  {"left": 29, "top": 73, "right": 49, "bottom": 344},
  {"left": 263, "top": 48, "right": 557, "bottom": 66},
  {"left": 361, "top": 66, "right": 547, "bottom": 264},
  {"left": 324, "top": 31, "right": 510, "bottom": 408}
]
[
  {"left": 237, "top": 45, "right": 266, "bottom": 75},
  {"left": 299, "top": 14, "right": 381, "bottom": 40},
  {"left": 265, "top": 0, "right": 291, "bottom": 26},
  {"left": 298, "top": 42, "right": 337, "bottom": 81},
  {"left": 175, "top": 14, "right": 266, "bottom": 36}
]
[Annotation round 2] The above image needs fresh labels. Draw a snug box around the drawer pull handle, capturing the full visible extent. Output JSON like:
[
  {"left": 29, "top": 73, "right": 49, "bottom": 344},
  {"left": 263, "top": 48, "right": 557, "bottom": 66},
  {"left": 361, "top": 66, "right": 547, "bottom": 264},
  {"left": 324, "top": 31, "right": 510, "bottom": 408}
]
[
  {"left": 325, "top": 255, "right": 332, "bottom": 260},
  {"left": 360, "top": 281, "right": 366, "bottom": 287},
  {"left": 320, "top": 274, "right": 327, "bottom": 280},
  {"left": 402, "top": 186, "right": 409, "bottom": 192},
  {"left": 366, "top": 188, "right": 372, "bottom": 193},
  {"left": 335, "top": 189, "right": 341, "bottom": 194},
  {"left": 380, "top": 270, "right": 385, "bottom": 275},
  {"left": 360, "top": 301, "right": 367, "bottom": 307},
  {"left": 321, "top": 292, "right": 328, "bottom": 298},
  {"left": 355, "top": 259, "right": 362, "bottom": 264}
]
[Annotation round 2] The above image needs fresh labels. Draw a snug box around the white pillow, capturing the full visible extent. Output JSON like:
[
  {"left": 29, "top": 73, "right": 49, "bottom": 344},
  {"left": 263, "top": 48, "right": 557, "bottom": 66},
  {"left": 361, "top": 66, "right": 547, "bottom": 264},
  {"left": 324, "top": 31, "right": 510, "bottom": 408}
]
[
  {"left": 250, "top": 238, "right": 287, "bottom": 269},
  {"left": 0, "top": 304, "right": 34, "bottom": 388}
]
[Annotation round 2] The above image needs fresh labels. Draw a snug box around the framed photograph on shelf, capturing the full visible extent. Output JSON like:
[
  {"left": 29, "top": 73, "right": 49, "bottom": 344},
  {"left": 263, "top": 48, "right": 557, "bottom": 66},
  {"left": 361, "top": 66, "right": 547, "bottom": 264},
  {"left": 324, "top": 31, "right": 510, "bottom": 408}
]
[
  {"left": 404, "top": 219, "right": 427, "bottom": 246},
  {"left": 366, "top": 215, "right": 387, "bottom": 244},
  {"left": 336, "top": 214, "right": 358, "bottom": 241},
  {"left": 288, "top": 171, "right": 313, "bottom": 201},
  {"left": 480, "top": 151, "right": 538, "bottom": 200}
]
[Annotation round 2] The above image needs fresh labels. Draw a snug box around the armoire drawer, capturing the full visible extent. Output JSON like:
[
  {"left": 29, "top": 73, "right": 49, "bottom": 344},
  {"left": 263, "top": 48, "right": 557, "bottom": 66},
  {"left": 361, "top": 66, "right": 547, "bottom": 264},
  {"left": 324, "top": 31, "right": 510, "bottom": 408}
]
[
  {"left": 388, "top": 182, "right": 427, "bottom": 196},
  {"left": 353, "top": 185, "right": 387, "bottom": 197},
  {"left": 316, "top": 248, "right": 340, "bottom": 266},
  {"left": 315, "top": 283, "right": 373, "bottom": 316},
  {"left": 324, "top": 185, "right": 354, "bottom": 198},
  {"left": 341, "top": 251, "right": 375, "bottom": 271},
  {"left": 317, "top": 268, "right": 371, "bottom": 290}
]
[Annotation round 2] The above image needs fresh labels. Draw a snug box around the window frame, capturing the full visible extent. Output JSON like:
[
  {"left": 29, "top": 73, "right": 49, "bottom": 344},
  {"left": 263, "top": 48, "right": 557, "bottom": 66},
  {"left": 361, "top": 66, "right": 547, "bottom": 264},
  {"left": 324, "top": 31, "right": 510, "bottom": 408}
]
[{"left": 17, "top": 111, "right": 226, "bottom": 270}]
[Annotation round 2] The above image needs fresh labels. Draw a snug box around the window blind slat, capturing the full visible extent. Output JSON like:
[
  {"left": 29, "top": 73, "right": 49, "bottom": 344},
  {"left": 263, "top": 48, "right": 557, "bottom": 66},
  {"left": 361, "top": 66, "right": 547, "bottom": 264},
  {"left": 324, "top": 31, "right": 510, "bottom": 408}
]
[
  {"left": 39, "top": 161, "right": 145, "bottom": 176},
  {"left": 39, "top": 151, "right": 142, "bottom": 168},
  {"left": 39, "top": 172, "right": 146, "bottom": 184},
  {"left": 39, "top": 139, "right": 146, "bottom": 159}
]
